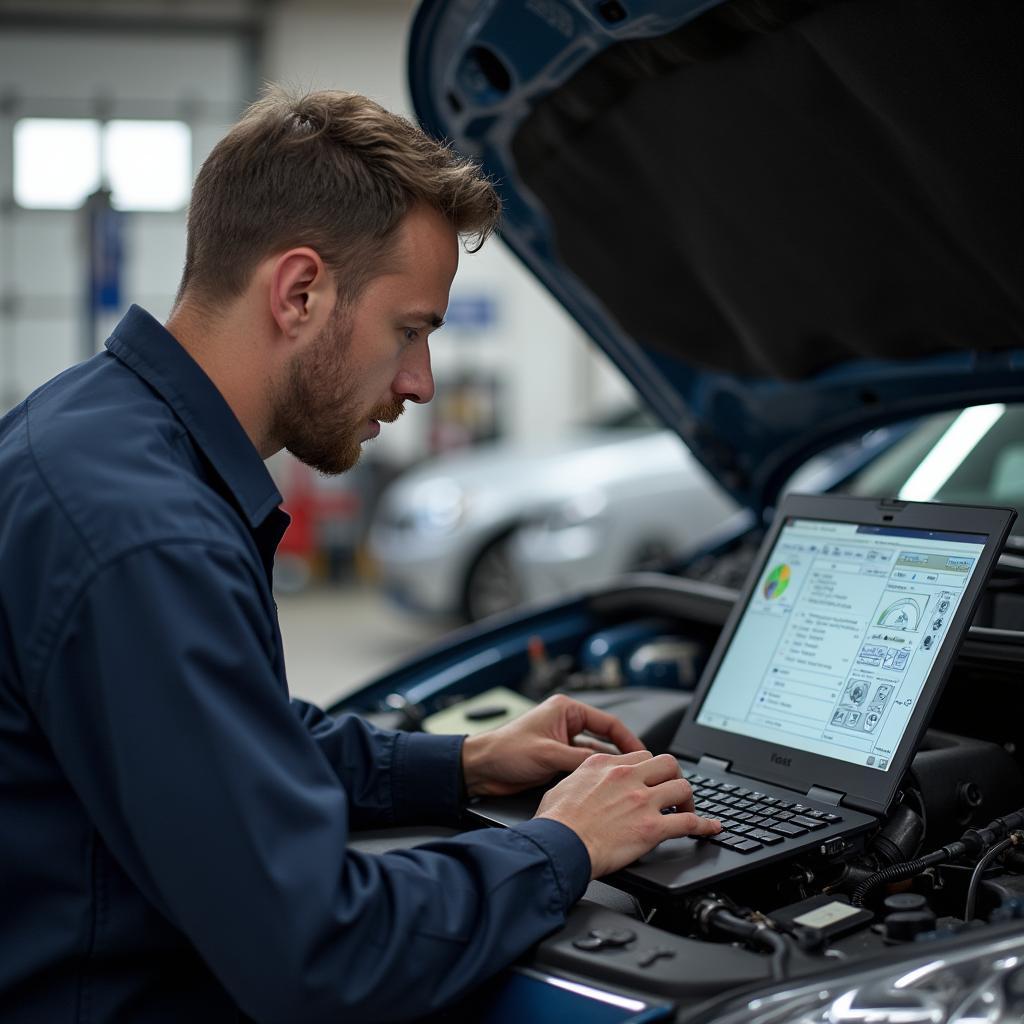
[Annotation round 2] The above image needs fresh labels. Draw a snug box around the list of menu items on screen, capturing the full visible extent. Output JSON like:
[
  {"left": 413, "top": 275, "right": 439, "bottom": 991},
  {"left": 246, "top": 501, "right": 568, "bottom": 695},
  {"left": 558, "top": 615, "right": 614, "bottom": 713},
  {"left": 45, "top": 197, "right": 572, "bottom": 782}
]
[{"left": 696, "top": 518, "right": 985, "bottom": 771}]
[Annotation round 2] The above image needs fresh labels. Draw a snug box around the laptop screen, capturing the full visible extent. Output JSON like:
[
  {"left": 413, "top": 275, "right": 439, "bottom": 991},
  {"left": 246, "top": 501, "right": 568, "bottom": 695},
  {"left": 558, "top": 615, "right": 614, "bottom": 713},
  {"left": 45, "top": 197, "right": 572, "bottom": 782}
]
[{"left": 695, "top": 516, "right": 987, "bottom": 772}]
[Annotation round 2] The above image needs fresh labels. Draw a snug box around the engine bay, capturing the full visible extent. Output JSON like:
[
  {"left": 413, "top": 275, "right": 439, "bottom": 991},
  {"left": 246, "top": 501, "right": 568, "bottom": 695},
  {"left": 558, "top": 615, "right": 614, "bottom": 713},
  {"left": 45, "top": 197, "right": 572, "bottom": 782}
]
[{"left": 344, "top": 567, "right": 1024, "bottom": 1021}]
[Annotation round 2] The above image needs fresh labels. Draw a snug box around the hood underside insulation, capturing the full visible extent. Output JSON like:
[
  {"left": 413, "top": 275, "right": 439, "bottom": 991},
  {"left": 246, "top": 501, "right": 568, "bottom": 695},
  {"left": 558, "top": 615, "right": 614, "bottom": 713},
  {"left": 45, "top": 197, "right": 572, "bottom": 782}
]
[{"left": 511, "top": 0, "right": 1023, "bottom": 380}]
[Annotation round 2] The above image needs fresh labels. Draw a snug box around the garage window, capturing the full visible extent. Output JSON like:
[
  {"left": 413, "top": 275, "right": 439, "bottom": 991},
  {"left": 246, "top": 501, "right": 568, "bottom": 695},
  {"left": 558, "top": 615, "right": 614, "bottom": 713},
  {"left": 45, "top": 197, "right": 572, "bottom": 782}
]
[{"left": 14, "top": 117, "right": 191, "bottom": 211}]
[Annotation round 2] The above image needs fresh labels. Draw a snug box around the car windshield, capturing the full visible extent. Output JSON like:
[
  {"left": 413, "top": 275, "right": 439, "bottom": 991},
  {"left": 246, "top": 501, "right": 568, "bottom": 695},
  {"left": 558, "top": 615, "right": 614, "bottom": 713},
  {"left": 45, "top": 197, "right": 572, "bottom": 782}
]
[{"left": 843, "top": 403, "right": 1024, "bottom": 538}]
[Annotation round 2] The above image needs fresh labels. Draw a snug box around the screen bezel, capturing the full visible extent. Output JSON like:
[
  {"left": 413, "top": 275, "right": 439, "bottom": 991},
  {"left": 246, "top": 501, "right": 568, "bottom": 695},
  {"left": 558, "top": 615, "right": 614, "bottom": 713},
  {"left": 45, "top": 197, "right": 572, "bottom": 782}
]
[{"left": 671, "top": 493, "right": 1015, "bottom": 816}]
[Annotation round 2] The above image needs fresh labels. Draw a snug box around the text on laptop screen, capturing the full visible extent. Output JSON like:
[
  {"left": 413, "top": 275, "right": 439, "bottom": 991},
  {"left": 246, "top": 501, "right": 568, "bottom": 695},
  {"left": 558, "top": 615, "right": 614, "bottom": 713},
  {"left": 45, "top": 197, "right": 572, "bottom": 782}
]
[{"left": 695, "top": 517, "right": 986, "bottom": 771}]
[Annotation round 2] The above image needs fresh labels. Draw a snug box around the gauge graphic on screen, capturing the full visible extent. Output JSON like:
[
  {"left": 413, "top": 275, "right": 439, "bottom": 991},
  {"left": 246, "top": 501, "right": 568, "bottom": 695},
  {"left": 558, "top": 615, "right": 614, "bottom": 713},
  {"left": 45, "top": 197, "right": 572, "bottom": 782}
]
[
  {"left": 876, "top": 595, "right": 927, "bottom": 631},
  {"left": 763, "top": 564, "right": 791, "bottom": 600}
]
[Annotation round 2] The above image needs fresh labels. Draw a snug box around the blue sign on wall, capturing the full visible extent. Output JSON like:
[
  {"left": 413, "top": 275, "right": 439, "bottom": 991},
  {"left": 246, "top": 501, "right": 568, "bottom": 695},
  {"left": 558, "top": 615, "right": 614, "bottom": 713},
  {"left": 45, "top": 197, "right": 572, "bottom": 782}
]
[{"left": 444, "top": 294, "right": 498, "bottom": 332}]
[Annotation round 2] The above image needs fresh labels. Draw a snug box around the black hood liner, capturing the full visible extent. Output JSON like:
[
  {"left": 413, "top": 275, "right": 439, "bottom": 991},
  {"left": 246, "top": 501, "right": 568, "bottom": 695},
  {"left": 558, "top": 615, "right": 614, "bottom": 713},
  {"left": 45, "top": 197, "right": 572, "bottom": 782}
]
[{"left": 511, "top": 0, "right": 1022, "bottom": 380}]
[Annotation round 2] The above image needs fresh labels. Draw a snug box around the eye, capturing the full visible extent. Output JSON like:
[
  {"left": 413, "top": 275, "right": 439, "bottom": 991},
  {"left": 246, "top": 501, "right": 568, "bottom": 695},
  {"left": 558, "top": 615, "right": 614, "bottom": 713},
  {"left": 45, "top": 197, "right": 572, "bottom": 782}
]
[{"left": 403, "top": 327, "right": 421, "bottom": 344}]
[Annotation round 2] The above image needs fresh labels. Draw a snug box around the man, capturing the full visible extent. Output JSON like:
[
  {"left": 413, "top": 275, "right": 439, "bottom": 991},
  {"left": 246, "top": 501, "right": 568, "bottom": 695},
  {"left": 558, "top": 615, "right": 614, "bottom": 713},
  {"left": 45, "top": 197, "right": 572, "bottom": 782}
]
[{"left": 0, "top": 88, "right": 719, "bottom": 1022}]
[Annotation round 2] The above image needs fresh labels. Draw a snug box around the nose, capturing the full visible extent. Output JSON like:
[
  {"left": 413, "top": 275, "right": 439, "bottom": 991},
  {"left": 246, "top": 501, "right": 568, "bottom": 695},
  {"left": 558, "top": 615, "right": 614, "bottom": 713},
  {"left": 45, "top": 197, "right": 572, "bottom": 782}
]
[{"left": 393, "top": 341, "right": 435, "bottom": 405}]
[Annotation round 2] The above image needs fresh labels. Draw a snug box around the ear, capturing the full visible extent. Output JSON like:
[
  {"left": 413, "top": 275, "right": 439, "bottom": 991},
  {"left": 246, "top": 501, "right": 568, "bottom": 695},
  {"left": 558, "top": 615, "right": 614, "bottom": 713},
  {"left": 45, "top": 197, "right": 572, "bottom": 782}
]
[{"left": 268, "top": 247, "right": 335, "bottom": 340}]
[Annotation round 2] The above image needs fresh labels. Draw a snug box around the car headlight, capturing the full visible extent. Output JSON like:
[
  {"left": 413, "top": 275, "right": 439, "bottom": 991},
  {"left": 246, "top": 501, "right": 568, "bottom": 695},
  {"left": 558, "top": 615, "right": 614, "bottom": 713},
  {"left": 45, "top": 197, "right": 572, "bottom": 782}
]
[
  {"left": 539, "top": 490, "right": 609, "bottom": 531},
  {"left": 684, "top": 927, "right": 1024, "bottom": 1024},
  {"left": 409, "top": 478, "right": 468, "bottom": 534}
]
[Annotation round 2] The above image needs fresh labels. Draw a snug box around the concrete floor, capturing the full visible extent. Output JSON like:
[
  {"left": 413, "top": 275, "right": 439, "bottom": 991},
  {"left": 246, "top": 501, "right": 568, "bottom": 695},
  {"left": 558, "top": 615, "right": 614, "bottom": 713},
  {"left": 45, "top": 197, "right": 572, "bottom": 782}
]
[{"left": 276, "top": 583, "right": 451, "bottom": 708}]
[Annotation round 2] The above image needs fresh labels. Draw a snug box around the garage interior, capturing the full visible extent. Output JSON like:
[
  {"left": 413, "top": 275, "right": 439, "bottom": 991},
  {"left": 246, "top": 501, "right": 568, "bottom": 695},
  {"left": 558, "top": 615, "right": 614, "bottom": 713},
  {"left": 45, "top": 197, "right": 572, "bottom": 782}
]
[{"left": 0, "top": 0, "right": 642, "bottom": 705}]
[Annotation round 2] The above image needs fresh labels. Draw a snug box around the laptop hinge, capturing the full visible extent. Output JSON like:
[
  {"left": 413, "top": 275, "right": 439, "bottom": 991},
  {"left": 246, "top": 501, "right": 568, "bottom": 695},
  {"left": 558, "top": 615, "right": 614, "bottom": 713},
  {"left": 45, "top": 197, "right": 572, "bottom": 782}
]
[
  {"left": 807, "top": 785, "right": 845, "bottom": 807},
  {"left": 698, "top": 755, "right": 731, "bottom": 774}
]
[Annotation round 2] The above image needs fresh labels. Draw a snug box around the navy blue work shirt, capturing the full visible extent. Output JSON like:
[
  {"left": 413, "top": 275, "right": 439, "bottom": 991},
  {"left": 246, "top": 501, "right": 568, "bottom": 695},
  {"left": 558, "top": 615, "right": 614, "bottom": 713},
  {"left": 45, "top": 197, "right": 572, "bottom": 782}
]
[{"left": 0, "top": 306, "right": 590, "bottom": 1023}]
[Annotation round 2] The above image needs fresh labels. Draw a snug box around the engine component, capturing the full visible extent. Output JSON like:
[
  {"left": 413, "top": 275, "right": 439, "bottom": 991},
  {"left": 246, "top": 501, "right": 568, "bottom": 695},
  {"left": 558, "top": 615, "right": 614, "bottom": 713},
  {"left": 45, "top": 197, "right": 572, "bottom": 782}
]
[
  {"left": 852, "top": 806, "right": 1024, "bottom": 907},
  {"left": 576, "top": 618, "right": 703, "bottom": 690},
  {"left": 534, "top": 902, "right": 774, "bottom": 1000},
  {"left": 769, "top": 893, "right": 874, "bottom": 943},
  {"left": 882, "top": 893, "right": 936, "bottom": 942},
  {"left": 872, "top": 803, "right": 926, "bottom": 867},
  {"left": 522, "top": 635, "right": 575, "bottom": 698},
  {"left": 965, "top": 831, "right": 1024, "bottom": 921},
  {"left": 626, "top": 637, "right": 702, "bottom": 688},
  {"left": 687, "top": 897, "right": 794, "bottom": 980},
  {"left": 909, "top": 730, "right": 1024, "bottom": 844}
]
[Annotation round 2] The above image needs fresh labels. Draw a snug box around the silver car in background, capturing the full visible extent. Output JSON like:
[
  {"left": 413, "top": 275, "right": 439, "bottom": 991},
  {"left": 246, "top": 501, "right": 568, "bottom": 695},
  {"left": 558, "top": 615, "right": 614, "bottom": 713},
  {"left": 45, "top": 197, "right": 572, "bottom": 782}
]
[
  {"left": 512, "top": 433, "right": 737, "bottom": 609},
  {"left": 368, "top": 409, "right": 736, "bottom": 622}
]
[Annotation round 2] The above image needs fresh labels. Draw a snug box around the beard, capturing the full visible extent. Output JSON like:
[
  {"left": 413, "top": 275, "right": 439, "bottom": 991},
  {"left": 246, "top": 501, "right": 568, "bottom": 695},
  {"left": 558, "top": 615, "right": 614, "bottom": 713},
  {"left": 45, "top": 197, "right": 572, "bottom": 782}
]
[{"left": 270, "top": 305, "right": 404, "bottom": 476}]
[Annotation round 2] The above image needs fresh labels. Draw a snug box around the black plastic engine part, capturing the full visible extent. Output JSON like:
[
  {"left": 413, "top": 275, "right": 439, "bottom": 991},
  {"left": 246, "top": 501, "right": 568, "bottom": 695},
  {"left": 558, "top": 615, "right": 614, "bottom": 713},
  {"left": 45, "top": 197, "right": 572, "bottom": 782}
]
[
  {"left": 871, "top": 803, "right": 925, "bottom": 866},
  {"left": 770, "top": 893, "right": 873, "bottom": 942},
  {"left": 908, "top": 730, "right": 1024, "bottom": 845},
  {"left": 533, "top": 901, "right": 775, "bottom": 999},
  {"left": 882, "top": 893, "right": 936, "bottom": 942}
]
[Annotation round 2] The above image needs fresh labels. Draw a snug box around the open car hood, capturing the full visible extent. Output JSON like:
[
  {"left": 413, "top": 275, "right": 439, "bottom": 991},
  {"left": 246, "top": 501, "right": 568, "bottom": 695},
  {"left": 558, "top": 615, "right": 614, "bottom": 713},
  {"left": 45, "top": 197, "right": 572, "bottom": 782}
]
[{"left": 408, "top": 0, "right": 1024, "bottom": 515}]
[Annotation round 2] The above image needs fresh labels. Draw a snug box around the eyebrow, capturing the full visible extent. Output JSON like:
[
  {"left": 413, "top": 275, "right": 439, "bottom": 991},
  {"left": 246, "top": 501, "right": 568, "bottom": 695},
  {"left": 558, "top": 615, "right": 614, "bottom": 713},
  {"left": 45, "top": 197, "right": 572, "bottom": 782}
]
[{"left": 405, "top": 310, "right": 446, "bottom": 329}]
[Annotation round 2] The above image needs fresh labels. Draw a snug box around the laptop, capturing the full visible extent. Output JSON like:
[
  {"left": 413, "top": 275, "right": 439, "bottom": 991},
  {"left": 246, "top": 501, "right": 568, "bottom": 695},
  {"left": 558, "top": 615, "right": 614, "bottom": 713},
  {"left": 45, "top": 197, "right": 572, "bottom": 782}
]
[{"left": 471, "top": 493, "right": 1016, "bottom": 899}]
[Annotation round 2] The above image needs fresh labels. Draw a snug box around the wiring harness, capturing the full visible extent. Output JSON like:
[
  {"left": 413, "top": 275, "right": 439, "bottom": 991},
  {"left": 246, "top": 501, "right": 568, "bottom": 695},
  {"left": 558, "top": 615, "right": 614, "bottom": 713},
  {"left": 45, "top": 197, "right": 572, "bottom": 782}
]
[
  {"left": 687, "top": 896, "right": 797, "bottom": 980},
  {"left": 851, "top": 806, "right": 1024, "bottom": 908}
]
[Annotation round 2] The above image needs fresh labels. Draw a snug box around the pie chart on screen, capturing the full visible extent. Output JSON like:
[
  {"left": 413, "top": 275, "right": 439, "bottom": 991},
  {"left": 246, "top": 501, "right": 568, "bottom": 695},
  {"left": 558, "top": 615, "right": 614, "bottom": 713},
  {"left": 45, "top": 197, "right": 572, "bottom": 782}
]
[{"left": 763, "top": 564, "right": 791, "bottom": 599}]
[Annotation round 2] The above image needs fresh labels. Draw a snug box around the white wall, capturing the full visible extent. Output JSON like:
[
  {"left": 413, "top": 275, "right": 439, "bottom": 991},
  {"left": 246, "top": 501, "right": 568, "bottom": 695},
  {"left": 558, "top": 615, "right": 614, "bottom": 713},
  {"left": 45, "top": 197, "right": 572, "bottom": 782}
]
[{"left": 0, "top": 0, "right": 637, "bottom": 453}]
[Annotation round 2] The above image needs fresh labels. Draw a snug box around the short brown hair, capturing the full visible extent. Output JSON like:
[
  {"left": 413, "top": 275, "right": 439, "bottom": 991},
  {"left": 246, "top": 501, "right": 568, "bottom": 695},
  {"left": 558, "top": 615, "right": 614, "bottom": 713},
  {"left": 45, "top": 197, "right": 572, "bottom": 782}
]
[{"left": 177, "top": 86, "right": 501, "bottom": 306}]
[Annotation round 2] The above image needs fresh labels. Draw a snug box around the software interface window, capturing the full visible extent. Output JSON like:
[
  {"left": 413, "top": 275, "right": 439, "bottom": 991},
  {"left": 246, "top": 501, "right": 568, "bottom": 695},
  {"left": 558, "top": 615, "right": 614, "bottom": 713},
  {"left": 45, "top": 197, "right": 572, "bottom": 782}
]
[{"left": 697, "top": 518, "right": 984, "bottom": 770}]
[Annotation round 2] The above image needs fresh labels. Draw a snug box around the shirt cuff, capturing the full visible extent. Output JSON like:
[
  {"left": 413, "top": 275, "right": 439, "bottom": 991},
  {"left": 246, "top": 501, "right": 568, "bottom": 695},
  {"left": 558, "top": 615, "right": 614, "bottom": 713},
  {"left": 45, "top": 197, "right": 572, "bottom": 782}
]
[
  {"left": 391, "top": 730, "right": 464, "bottom": 825},
  {"left": 510, "top": 818, "right": 592, "bottom": 911}
]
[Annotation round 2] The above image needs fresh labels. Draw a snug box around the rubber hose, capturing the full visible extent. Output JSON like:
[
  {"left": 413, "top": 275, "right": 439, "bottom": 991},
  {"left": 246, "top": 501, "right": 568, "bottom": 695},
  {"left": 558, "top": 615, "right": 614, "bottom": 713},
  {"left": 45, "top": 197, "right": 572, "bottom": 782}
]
[{"left": 850, "top": 848, "right": 948, "bottom": 907}]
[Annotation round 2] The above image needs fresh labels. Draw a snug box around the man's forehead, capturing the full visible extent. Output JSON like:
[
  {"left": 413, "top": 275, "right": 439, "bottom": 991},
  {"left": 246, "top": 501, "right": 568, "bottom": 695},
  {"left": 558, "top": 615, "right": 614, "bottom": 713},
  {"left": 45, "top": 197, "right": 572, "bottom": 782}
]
[
  {"left": 393, "top": 205, "right": 460, "bottom": 262},
  {"left": 358, "top": 206, "right": 459, "bottom": 309}
]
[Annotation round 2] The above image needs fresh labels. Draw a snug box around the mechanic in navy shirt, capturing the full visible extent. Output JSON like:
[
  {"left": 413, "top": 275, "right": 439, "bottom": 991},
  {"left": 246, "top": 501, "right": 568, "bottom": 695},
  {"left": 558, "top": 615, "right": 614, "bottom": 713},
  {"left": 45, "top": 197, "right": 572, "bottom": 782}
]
[{"left": 0, "top": 87, "right": 720, "bottom": 1022}]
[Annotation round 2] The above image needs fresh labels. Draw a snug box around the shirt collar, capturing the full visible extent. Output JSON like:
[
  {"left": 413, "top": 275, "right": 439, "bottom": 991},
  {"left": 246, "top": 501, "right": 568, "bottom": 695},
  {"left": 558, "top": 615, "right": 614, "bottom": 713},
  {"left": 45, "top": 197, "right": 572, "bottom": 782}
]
[{"left": 105, "top": 305, "right": 283, "bottom": 528}]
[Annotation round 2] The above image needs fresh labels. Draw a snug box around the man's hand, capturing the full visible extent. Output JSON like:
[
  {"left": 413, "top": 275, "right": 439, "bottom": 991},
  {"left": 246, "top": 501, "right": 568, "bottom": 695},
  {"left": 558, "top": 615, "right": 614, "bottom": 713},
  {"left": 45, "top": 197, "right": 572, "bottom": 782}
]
[
  {"left": 535, "top": 751, "right": 721, "bottom": 878},
  {"left": 461, "top": 693, "right": 644, "bottom": 798}
]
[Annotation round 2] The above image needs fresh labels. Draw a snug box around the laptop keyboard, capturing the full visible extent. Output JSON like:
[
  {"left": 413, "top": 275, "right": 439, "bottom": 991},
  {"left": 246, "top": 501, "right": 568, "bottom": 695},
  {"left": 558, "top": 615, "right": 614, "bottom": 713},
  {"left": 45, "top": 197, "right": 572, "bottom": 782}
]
[{"left": 682, "top": 770, "right": 843, "bottom": 854}]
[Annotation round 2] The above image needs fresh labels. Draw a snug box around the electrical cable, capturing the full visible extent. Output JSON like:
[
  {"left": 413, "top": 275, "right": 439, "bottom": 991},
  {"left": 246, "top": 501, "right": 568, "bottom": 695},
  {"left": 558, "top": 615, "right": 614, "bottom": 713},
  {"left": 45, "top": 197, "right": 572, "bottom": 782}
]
[
  {"left": 964, "top": 833, "right": 1021, "bottom": 921},
  {"left": 691, "top": 900, "right": 794, "bottom": 981},
  {"left": 851, "top": 806, "right": 1024, "bottom": 907},
  {"left": 758, "top": 927, "right": 791, "bottom": 981},
  {"left": 850, "top": 848, "right": 950, "bottom": 907}
]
